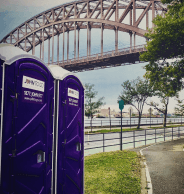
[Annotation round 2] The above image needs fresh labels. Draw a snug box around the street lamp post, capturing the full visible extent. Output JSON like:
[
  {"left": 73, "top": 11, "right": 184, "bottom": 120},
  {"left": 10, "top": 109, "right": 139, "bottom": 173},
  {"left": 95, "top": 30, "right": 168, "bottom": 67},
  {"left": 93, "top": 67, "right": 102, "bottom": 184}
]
[
  {"left": 150, "top": 107, "right": 151, "bottom": 128},
  {"left": 119, "top": 100, "right": 124, "bottom": 151},
  {"left": 128, "top": 107, "right": 133, "bottom": 129},
  {"left": 109, "top": 107, "right": 111, "bottom": 131}
]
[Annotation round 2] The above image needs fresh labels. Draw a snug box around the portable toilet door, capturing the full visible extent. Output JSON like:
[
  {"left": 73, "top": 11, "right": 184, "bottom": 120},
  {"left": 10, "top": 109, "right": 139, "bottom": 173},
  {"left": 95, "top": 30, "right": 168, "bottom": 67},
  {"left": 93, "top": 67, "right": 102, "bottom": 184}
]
[
  {"left": 0, "top": 44, "right": 54, "bottom": 194},
  {"left": 48, "top": 65, "right": 84, "bottom": 194}
]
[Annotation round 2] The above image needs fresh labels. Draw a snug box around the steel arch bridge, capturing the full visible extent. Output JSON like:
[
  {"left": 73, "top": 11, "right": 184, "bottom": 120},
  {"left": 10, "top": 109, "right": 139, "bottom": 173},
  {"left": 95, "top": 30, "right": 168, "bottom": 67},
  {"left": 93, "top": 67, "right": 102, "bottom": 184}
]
[{"left": 0, "top": 0, "right": 167, "bottom": 72}]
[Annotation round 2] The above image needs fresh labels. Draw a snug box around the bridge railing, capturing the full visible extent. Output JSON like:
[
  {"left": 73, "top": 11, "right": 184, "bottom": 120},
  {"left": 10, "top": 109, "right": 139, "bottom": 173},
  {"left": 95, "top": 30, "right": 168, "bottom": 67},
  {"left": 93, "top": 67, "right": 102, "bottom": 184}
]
[{"left": 49, "top": 44, "right": 147, "bottom": 66}]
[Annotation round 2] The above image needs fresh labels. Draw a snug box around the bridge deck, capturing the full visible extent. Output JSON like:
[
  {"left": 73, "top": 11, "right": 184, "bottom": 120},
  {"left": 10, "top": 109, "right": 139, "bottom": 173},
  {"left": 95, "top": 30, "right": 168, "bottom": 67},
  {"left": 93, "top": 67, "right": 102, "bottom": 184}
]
[{"left": 50, "top": 44, "right": 147, "bottom": 72}]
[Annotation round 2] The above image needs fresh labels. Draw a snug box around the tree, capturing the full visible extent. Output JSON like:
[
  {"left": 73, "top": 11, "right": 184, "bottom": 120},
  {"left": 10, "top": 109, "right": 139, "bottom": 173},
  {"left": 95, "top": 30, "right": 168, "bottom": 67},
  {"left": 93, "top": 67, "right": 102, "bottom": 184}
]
[
  {"left": 144, "top": 69, "right": 178, "bottom": 127},
  {"left": 174, "top": 96, "right": 184, "bottom": 116},
  {"left": 139, "top": 0, "right": 184, "bottom": 94},
  {"left": 146, "top": 93, "right": 170, "bottom": 127},
  {"left": 118, "top": 77, "right": 154, "bottom": 129},
  {"left": 85, "top": 83, "right": 105, "bottom": 119}
]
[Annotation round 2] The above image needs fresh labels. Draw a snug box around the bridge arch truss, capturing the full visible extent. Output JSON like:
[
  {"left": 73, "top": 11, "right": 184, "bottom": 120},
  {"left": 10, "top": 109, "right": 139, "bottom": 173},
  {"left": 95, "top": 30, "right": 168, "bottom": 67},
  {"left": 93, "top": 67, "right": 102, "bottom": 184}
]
[{"left": 0, "top": 0, "right": 167, "bottom": 71}]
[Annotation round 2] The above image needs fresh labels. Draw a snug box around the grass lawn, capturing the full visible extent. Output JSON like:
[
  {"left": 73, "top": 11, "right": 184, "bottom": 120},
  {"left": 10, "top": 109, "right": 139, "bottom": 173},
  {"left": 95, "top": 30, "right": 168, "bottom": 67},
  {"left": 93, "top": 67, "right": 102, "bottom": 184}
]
[
  {"left": 85, "top": 124, "right": 184, "bottom": 135},
  {"left": 84, "top": 150, "right": 141, "bottom": 194},
  {"left": 85, "top": 128, "right": 145, "bottom": 135}
]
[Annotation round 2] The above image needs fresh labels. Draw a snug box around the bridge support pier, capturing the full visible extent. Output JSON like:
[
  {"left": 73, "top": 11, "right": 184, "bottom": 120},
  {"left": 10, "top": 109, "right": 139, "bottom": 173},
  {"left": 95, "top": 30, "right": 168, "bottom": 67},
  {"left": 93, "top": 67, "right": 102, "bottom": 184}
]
[
  {"left": 134, "top": 32, "right": 136, "bottom": 49},
  {"left": 42, "top": 29, "right": 44, "bottom": 61},
  {"left": 40, "top": 41, "right": 42, "bottom": 59},
  {"left": 52, "top": 25, "right": 54, "bottom": 63},
  {"left": 87, "top": 23, "right": 91, "bottom": 57},
  {"left": 101, "top": 24, "right": 103, "bottom": 56},
  {"left": 130, "top": 32, "right": 132, "bottom": 48},
  {"left": 152, "top": 1, "right": 155, "bottom": 28},
  {"left": 115, "top": 27, "right": 118, "bottom": 51},
  {"left": 74, "top": 22, "right": 76, "bottom": 59},
  {"left": 32, "top": 33, "right": 35, "bottom": 56},
  {"left": 57, "top": 33, "right": 59, "bottom": 63},
  {"left": 40, "top": 30, "right": 42, "bottom": 59},
  {"left": 63, "top": 24, "right": 65, "bottom": 62},
  {"left": 78, "top": 28, "right": 80, "bottom": 60},
  {"left": 89, "top": 25, "right": 91, "bottom": 56},
  {"left": 67, "top": 30, "right": 69, "bottom": 61},
  {"left": 87, "top": 23, "right": 89, "bottom": 57},
  {"left": 146, "top": 11, "right": 149, "bottom": 30},
  {"left": 48, "top": 27, "right": 50, "bottom": 64}
]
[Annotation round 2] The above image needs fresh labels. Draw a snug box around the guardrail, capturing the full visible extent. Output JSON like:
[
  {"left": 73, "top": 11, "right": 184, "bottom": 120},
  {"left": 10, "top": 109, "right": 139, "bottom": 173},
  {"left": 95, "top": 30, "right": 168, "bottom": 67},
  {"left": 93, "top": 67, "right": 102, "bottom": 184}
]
[
  {"left": 84, "top": 127, "right": 184, "bottom": 153},
  {"left": 84, "top": 117, "right": 183, "bottom": 129}
]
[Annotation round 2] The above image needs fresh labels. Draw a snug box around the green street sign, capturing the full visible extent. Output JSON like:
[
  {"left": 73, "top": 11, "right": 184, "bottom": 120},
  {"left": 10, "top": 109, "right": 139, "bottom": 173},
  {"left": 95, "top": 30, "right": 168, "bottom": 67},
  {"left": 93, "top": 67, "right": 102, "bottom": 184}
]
[{"left": 119, "top": 100, "right": 124, "bottom": 110}]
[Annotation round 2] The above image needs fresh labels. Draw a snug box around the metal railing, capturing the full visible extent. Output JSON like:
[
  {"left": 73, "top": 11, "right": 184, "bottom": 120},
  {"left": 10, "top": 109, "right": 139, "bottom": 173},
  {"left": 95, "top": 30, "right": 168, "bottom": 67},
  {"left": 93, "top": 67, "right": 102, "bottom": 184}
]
[
  {"left": 84, "top": 127, "right": 184, "bottom": 152},
  {"left": 50, "top": 44, "right": 147, "bottom": 66},
  {"left": 84, "top": 117, "right": 183, "bottom": 129}
]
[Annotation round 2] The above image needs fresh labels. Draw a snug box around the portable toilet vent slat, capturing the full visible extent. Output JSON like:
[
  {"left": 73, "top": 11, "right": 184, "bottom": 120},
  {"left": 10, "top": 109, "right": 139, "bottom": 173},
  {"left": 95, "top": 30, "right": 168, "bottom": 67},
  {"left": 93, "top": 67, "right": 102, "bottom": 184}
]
[
  {"left": 0, "top": 44, "right": 54, "bottom": 194},
  {"left": 48, "top": 65, "right": 84, "bottom": 194}
]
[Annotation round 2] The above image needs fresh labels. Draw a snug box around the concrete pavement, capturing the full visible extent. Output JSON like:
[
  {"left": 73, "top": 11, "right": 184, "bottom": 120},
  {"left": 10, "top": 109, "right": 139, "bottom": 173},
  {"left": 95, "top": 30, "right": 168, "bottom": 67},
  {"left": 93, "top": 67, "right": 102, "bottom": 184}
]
[{"left": 129, "top": 137, "right": 184, "bottom": 194}]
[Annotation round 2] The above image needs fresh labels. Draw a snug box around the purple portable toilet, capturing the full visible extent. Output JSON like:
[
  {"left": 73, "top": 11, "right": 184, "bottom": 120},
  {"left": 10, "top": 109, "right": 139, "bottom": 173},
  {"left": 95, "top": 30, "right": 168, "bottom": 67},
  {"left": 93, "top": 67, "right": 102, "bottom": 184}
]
[
  {"left": 48, "top": 65, "right": 84, "bottom": 194},
  {"left": 0, "top": 44, "right": 54, "bottom": 194}
]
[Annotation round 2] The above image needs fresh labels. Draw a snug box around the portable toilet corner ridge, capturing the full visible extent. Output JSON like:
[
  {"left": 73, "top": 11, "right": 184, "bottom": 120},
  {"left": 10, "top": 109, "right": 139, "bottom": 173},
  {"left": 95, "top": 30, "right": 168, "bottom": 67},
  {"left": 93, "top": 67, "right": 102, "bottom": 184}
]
[
  {"left": 48, "top": 65, "right": 84, "bottom": 194},
  {"left": 0, "top": 44, "right": 54, "bottom": 194}
]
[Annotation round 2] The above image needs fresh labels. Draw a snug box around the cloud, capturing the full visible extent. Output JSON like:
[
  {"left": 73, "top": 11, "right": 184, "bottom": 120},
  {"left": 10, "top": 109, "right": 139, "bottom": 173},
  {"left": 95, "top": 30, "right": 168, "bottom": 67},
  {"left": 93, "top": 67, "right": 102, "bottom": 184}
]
[
  {"left": 0, "top": 0, "right": 70, "bottom": 12},
  {"left": 1, "top": 0, "right": 68, "bottom": 7}
]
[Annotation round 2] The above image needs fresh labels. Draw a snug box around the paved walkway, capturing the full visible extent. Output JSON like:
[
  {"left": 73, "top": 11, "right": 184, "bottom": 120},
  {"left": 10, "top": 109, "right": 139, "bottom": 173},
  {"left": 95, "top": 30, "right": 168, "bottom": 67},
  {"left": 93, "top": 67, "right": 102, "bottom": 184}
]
[{"left": 130, "top": 138, "right": 184, "bottom": 194}]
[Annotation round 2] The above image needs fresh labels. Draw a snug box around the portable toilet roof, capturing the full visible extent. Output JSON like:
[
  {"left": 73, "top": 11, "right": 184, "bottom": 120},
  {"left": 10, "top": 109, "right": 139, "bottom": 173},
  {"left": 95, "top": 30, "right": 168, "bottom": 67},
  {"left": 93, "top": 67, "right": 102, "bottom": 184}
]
[
  {"left": 48, "top": 65, "right": 85, "bottom": 88},
  {"left": 0, "top": 44, "right": 48, "bottom": 67}
]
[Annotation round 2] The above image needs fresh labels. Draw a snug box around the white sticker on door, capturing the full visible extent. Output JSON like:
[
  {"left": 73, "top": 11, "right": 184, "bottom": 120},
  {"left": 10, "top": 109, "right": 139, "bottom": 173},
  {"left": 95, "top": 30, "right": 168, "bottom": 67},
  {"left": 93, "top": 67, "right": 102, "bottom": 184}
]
[
  {"left": 22, "top": 76, "right": 45, "bottom": 92},
  {"left": 68, "top": 88, "right": 79, "bottom": 99}
]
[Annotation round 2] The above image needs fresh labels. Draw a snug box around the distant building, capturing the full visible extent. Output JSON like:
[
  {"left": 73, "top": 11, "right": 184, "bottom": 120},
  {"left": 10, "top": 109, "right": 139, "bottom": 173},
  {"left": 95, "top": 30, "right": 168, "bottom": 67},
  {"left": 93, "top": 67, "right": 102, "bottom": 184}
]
[
  {"left": 96, "top": 108, "right": 124, "bottom": 118},
  {"left": 99, "top": 109, "right": 109, "bottom": 117}
]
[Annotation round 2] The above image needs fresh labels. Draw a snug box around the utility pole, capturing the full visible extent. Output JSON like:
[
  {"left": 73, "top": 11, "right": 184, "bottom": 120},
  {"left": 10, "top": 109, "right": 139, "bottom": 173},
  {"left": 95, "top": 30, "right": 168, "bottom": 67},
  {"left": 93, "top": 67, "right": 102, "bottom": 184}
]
[
  {"left": 128, "top": 107, "right": 133, "bottom": 129},
  {"left": 108, "top": 107, "right": 111, "bottom": 130}
]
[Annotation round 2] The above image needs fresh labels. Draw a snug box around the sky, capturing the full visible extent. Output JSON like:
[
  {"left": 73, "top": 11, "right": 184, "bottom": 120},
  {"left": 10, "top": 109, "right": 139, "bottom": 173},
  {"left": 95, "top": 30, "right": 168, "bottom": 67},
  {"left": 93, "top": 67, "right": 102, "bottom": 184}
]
[{"left": 0, "top": 0, "right": 183, "bottom": 114}]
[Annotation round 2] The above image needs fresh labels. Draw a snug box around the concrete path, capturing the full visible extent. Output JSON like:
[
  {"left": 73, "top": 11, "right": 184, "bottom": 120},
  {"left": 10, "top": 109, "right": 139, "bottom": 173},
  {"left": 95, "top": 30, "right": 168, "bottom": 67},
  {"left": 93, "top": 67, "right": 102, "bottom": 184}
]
[{"left": 130, "top": 138, "right": 184, "bottom": 194}]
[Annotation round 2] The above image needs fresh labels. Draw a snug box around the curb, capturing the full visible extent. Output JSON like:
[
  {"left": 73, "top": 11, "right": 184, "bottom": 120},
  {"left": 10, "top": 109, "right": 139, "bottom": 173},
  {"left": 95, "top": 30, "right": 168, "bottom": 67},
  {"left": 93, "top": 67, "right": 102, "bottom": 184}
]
[{"left": 140, "top": 146, "right": 153, "bottom": 194}]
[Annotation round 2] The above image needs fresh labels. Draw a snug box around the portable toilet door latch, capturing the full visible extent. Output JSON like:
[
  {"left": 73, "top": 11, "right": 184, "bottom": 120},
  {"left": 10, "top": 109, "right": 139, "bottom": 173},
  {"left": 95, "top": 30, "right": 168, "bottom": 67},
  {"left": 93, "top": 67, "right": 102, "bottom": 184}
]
[
  {"left": 11, "top": 149, "right": 16, "bottom": 157},
  {"left": 10, "top": 93, "right": 18, "bottom": 100},
  {"left": 34, "top": 150, "right": 45, "bottom": 163},
  {"left": 37, "top": 151, "right": 45, "bottom": 163},
  {"left": 76, "top": 142, "right": 81, "bottom": 151}
]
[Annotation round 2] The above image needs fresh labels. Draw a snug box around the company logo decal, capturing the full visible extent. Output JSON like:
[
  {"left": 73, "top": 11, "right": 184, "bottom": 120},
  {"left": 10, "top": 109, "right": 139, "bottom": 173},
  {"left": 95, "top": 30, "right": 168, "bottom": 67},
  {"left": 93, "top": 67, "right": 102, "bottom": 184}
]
[
  {"left": 68, "top": 88, "right": 79, "bottom": 99},
  {"left": 68, "top": 97, "right": 78, "bottom": 107},
  {"left": 22, "top": 76, "right": 45, "bottom": 92}
]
